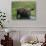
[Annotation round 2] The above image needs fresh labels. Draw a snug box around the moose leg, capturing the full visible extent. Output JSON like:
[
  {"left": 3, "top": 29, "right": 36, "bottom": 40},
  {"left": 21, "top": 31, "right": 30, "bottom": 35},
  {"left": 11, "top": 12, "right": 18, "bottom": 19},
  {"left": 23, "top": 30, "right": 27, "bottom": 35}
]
[{"left": 16, "top": 11, "right": 20, "bottom": 19}]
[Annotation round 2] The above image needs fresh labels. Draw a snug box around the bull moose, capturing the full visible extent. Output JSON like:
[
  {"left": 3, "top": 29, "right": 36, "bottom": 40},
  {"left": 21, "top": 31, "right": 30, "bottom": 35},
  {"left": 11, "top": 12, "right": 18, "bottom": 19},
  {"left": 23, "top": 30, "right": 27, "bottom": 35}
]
[{"left": 16, "top": 8, "right": 31, "bottom": 19}]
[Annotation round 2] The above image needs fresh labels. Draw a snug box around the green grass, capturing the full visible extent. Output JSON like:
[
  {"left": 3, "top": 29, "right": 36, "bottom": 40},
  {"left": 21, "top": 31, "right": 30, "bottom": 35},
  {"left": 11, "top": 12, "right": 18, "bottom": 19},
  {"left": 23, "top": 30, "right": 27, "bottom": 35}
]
[{"left": 12, "top": 1, "right": 36, "bottom": 19}]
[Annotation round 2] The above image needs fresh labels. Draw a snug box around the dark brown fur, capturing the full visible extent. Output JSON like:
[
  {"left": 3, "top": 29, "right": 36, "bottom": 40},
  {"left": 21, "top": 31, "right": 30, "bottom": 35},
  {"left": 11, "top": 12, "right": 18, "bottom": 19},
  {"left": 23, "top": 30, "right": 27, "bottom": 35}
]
[{"left": 16, "top": 8, "right": 31, "bottom": 19}]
